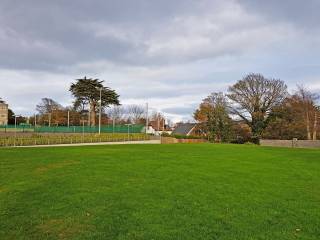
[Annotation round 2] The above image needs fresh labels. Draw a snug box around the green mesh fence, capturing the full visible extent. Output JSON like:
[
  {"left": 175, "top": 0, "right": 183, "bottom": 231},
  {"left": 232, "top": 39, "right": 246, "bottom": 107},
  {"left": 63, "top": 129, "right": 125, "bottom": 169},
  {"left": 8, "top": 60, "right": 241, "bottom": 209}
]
[
  {"left": 0, "top": 124, "right": 145, "bottom": 133},
  {"left": 0, "top": 124, "right": 33, "bottom": 132}
]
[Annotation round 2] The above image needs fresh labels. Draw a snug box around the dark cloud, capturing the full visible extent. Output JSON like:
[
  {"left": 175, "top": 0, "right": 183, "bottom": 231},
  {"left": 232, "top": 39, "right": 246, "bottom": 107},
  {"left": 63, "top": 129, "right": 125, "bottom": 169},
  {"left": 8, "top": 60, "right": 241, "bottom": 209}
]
[
  {"left": 0, "top": 0, "right": 197, "bottom": 71},
  {"left": 5, "top": 0, "right": 318, "bottom": 71}
]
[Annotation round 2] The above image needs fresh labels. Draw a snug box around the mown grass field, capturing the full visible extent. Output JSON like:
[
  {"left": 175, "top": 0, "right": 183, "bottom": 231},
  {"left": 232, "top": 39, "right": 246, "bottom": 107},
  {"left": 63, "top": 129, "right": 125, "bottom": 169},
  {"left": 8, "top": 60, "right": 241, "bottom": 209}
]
[{"left": 0, "top": 144, "right": 319, "bottom": 239}]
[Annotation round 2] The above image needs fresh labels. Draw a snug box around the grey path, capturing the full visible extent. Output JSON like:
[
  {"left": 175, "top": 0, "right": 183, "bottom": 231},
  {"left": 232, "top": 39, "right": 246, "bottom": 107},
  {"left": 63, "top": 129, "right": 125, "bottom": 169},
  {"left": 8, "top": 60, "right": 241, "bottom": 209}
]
[{"left": 15, "top": 140, "right": 161, "bottom": 148}]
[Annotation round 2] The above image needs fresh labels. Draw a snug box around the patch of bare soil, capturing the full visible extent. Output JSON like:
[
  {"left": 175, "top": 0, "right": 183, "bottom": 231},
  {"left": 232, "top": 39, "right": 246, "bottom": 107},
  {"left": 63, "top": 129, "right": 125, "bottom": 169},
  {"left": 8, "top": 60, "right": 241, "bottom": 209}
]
[
  {"left": 34, "top": 160, "right": 79, "bottom": 174},
  {"left": 36, "top": 218, "right": 88, "bottom": 240}
]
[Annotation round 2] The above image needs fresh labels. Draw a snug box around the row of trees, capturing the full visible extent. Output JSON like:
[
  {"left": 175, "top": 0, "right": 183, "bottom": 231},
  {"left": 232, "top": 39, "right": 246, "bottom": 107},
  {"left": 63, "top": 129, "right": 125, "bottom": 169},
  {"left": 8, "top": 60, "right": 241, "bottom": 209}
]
[
  {"left": 33, "top": 99, "right": 154, "bottom": 126},
  {"left": 30, "top": 77, "right": 165, "bottom": 127},
  {"left": 5, "top": 77, "right": 167, "bottom": 128},
  {"left": 194, "top": 73, "right": 319, "bottom": 142}
]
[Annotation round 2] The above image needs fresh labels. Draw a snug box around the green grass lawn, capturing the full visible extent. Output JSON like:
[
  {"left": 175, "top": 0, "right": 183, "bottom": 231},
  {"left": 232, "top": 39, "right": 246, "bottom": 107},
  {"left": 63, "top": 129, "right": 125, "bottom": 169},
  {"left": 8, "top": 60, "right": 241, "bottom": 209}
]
[{"left": 0, "top": 144, "right": 319, "bottom": 240}]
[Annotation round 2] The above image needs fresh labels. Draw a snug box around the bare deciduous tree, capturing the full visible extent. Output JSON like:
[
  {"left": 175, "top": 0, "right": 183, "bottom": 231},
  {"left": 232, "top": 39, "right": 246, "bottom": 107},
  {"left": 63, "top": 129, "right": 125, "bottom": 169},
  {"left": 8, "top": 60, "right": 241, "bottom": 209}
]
[
  {"left": 295, "top": 85, "right": 319, "bottom": 140},
  {"left": 107, "top": 105, "right": 126, "bottom": 124},
  {"left": 127, "top": 104, "right": 145, "bottom": 124},
  {"left": 227, "top": 73, "right": 287, "bottom": 141},
  {"left": 36, "top": 98, "right": 63, "bottom": 114}
]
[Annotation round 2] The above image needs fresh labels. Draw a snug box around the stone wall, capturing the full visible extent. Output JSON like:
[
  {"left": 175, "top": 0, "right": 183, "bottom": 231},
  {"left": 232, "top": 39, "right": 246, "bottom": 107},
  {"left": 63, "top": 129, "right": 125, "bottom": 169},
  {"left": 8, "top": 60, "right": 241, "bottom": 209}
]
[
  {"left": 260, "top": 139, "right": 320, "bottom": 149},
  {"left": 161, "top": 137, "right": 207, "bottom": 144}
]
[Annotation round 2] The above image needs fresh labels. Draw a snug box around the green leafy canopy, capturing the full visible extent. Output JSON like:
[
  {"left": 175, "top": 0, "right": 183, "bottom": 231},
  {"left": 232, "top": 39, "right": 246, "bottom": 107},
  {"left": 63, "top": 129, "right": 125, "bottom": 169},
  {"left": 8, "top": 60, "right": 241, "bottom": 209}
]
[{"left": 69, "top": 76, "right": 120, "bottom": 110}]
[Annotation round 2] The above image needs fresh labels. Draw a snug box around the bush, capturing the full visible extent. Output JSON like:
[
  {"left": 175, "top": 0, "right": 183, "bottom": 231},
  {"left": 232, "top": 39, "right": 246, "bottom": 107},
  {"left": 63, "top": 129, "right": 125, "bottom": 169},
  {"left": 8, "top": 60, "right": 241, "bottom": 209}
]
[{"left": 170, "top": 134, "right": 205, "bottom": 139}]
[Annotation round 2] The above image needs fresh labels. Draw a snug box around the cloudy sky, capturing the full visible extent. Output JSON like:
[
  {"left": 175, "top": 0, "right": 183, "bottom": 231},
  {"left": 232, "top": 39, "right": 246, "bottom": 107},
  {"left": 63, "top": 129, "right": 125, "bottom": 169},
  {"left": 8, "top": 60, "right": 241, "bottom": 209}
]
[{"left": 0, "top": 0, "right": 319, "bottom": 121}]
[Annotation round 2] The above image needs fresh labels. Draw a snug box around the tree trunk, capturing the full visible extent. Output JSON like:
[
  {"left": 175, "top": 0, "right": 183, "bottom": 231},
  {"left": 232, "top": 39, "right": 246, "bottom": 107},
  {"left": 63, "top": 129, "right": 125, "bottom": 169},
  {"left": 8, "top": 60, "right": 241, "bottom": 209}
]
[
  {"left": 313, "top": 111, "right": 317, "bottom": 140},
  {"left": 90, "top": 102, "right": 96, "bottom": 126}
]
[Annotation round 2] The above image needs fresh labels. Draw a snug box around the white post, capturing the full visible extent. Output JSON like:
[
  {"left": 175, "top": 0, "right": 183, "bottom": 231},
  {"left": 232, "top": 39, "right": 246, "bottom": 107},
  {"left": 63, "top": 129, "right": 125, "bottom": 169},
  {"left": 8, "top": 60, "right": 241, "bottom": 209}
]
[
  {"left": 34, "top": 114, "right": 37, "bottom": 127},
  {"left": 157, "top": 114, "right": 160, "bottom": 136},
  {"left": 145, "top": 102, "right": 148, "bottom": 134},
  {"left": 14, "top": 116, "right": 17, "bottom": 146},
  {"left": 99, "top": 88, "right": 102, "bottom": 135}
]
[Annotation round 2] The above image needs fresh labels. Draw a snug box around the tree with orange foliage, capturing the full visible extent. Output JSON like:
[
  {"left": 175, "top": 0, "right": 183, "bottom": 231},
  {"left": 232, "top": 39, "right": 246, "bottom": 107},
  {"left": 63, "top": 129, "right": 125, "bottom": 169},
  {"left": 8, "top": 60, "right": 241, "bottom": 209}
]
[{"left": 194, "top": 92, "right": 233, "bottom": 142}]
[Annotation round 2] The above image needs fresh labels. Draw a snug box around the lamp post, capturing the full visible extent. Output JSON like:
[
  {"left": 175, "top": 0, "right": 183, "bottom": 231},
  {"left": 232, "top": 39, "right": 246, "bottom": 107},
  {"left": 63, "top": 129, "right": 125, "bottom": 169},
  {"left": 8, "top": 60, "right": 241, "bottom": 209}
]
[{"left": 98, "top": 87, "right": 102, "bottom": 135}]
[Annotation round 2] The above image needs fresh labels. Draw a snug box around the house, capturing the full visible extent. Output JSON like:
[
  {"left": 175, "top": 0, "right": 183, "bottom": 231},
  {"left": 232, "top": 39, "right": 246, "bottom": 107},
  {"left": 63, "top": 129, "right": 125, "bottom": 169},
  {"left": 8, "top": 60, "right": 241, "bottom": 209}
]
[
  {"left": 147, "top": 119, "right": 172, "bottom": 135},
  {"left": 172, "top": 123, "right": 199, "bottom": 136},
  {"left": 0, "top": 100, "right": 8, "bottom": 125}
]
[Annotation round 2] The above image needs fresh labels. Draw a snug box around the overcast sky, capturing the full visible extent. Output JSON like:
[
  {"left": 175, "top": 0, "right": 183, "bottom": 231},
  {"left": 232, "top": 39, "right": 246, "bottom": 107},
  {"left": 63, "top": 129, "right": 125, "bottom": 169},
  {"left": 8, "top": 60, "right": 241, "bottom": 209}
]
[{"left": 0, "top": 0, "right": 319, "bottom": 121}]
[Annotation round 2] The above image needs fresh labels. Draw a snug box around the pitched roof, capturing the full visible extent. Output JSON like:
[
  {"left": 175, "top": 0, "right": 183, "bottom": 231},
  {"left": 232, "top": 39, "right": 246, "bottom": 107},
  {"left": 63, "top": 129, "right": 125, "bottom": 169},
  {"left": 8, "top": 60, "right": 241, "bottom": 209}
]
[{"left": 172, "top": 123, "right": 197, "bottom": 135}]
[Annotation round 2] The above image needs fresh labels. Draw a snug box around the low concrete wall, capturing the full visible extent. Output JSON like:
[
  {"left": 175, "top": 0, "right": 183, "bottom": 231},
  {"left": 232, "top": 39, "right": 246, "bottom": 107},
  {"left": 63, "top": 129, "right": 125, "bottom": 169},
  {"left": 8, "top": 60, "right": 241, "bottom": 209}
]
[
  {"left": 260, "top": 139, "right": 320, "bottom": 149},
  {"left": 16, "top": 140, "right": 161, "bottom": 148},
  {"left": 161, "top": 137, "right": 207, "bottom": 144}
]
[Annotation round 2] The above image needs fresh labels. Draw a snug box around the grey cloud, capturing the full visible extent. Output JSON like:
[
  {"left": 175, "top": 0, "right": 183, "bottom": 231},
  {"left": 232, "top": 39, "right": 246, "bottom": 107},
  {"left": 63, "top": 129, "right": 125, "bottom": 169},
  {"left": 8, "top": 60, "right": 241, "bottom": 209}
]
[
  {"left": 0, "top": 0, "right": 196, "bottom": 71},
  {"left": 0, "top": 0, "right": 320, "bottom": 121},
  {"left": 1, "top": 0, "right": 318, "bottom": 72},
  {"left": 162, "top": 105, "right": 198, "bottom": 116},
  {"left": 240, "top": 0, "right": 320, "bottom": 29}
]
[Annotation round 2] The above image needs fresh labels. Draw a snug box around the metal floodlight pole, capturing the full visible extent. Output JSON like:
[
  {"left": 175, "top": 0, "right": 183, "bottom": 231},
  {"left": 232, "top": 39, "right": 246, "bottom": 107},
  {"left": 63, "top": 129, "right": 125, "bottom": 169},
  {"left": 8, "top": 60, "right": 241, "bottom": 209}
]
[
  {"left": 125, "top": 123, "right": 131, "bottom": 141},
  {"left": 14, "top": 115, "right": 20, "bottom": 147},
  {"left": 82, "top": 120, "right": 85, "bottom": 139},
  {"left": 67, "top": 110, "right": 70, "bottom": 128},
  {"left": 163, "top": 117, "right": 165, "bottom": 131},
  {"left": 88, "top": 109, "right": 90, "bottom": 127},
  {"left": 34, "top": 114, "right": 37, "bottom": 127},
  {"left": 99, "top": 87, "right": 102, "bottom": 135},
  {"left": 48, "top": 113, "right": 51, "bottom": 127},
  {"left": 157, "top": 113, "right": 160, "bottom": 135}
]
